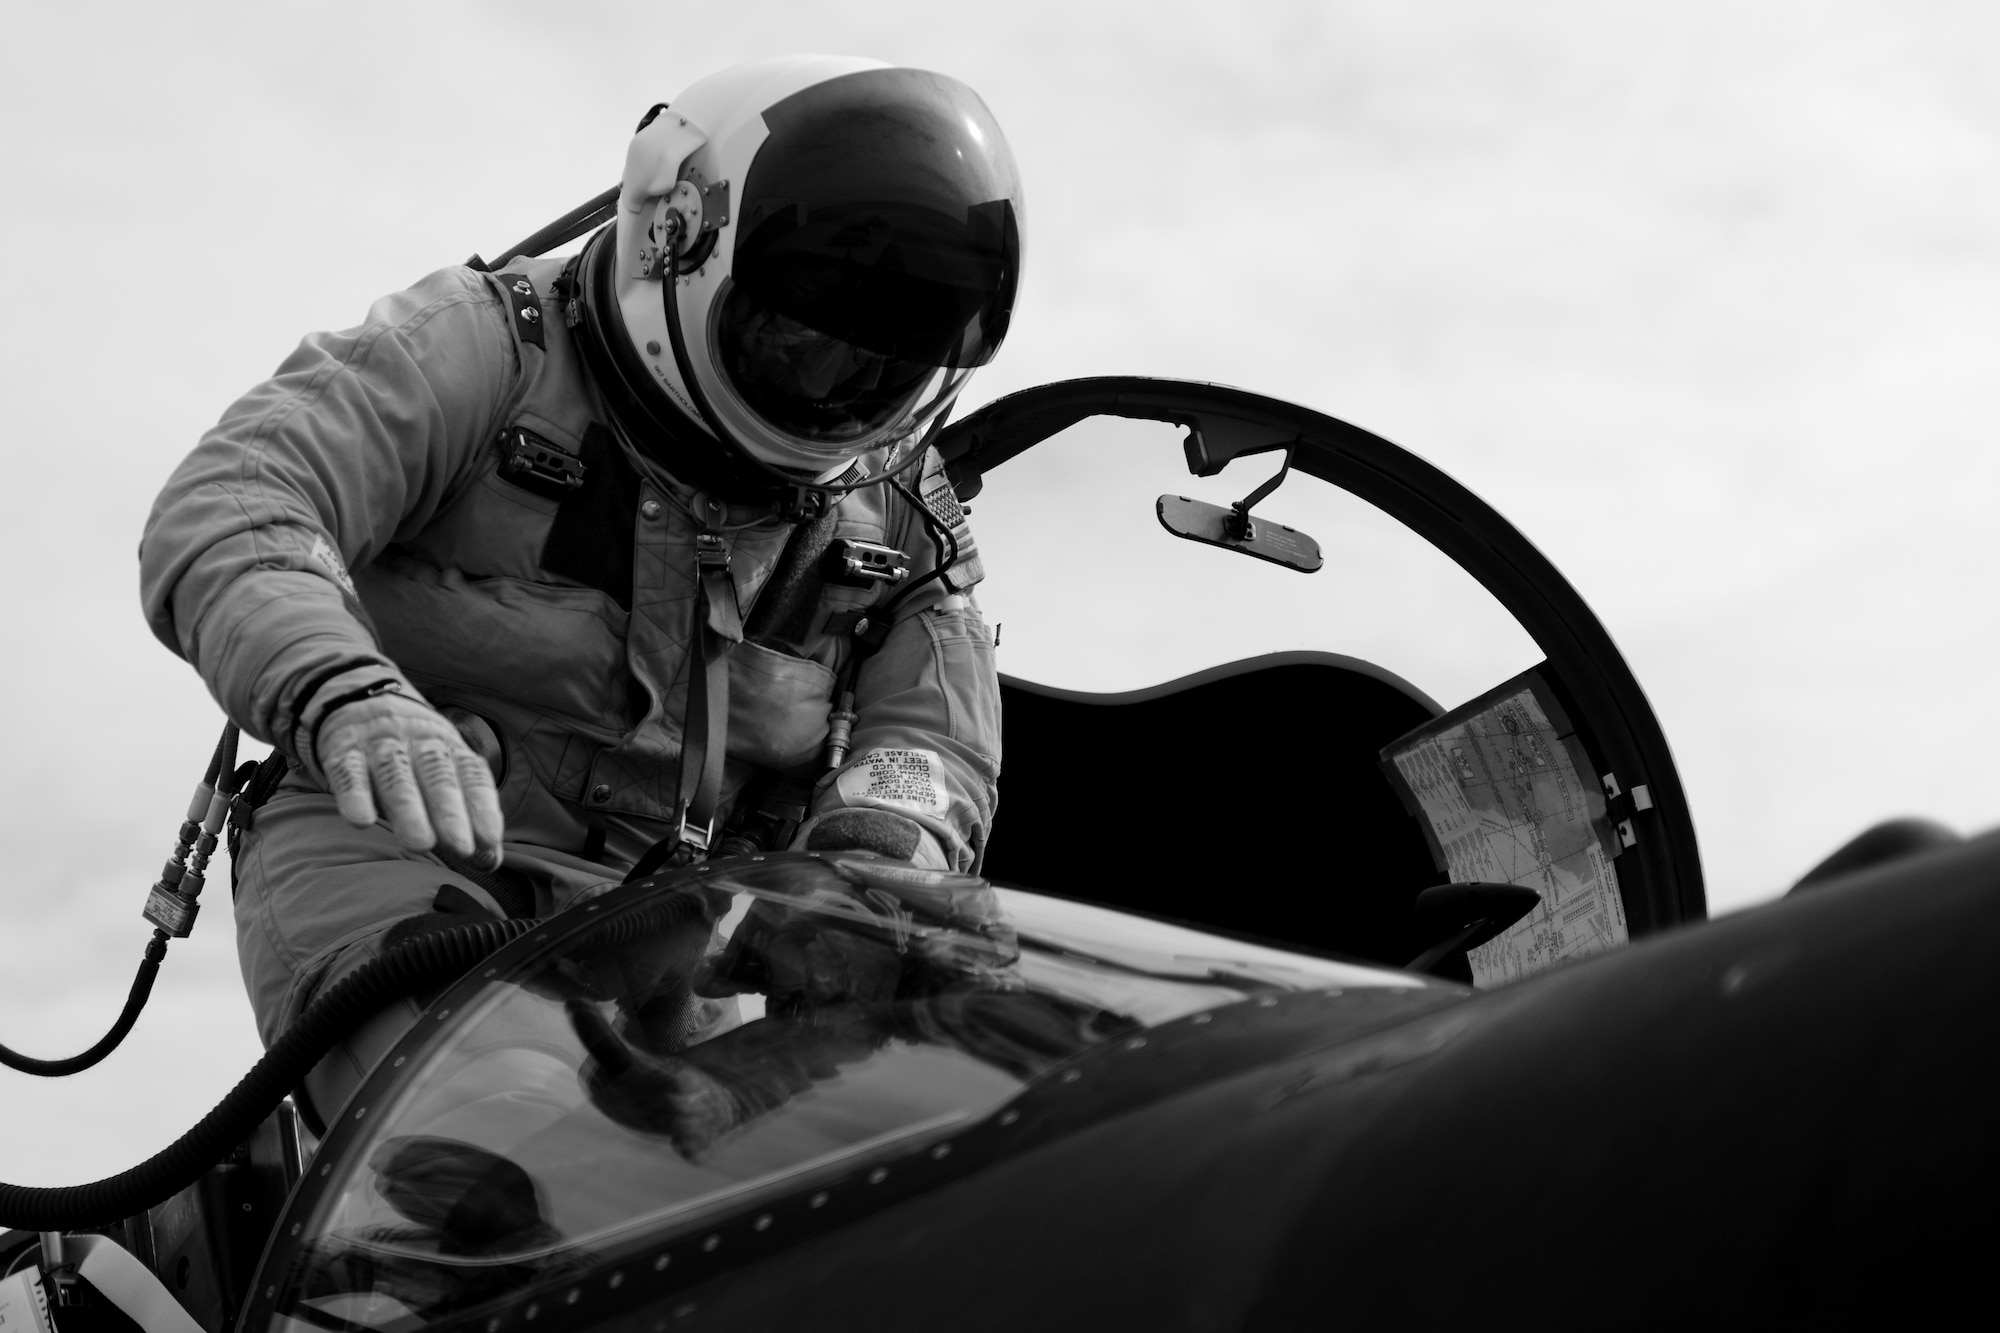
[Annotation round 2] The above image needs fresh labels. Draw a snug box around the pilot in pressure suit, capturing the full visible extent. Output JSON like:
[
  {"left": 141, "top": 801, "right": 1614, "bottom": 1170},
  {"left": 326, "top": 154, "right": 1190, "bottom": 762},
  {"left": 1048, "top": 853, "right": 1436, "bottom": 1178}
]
[{"left": 137, "top": 56, "right": 1023, "bottom": 1123}]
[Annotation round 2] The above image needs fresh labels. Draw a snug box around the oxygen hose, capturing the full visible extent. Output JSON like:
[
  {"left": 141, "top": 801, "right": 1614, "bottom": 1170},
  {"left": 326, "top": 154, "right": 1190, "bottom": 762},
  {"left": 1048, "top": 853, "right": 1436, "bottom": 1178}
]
[
  {"left": 0, "top": 937, "right": 168, "bottom": 1077},
  {"left": 0, "top": 727, "right": 242, "bottom": 1077},
  {"left": 0, "top": 887, "right": 710, "bottom": 1231},
  {"left": 0, "top": 917, "right": 533, "bottom": 1231}
]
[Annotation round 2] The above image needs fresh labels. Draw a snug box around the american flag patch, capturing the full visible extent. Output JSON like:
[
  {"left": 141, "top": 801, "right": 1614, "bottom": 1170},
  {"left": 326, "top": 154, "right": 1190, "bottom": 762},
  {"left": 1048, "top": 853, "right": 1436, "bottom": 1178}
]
[
  {"left": 918, "top": 475, "right": 984, "bottom": 591},
  {"left": 922, "top": 477, "right": 967, "bottom": 529}
]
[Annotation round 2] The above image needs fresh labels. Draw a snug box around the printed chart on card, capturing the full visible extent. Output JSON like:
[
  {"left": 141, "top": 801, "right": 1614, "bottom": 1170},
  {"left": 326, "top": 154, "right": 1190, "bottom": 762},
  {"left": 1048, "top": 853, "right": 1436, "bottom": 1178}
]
[{"left": 1381, "top": 671, "right": 1629, "bottom": 987}]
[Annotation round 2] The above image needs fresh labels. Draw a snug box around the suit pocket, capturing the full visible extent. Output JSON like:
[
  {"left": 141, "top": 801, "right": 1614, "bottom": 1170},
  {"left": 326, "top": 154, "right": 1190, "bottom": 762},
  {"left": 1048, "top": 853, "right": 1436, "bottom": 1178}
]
[
  {"left": 924, "top": 605, "right": 1002, "bottom": 762},
  {"left": 726, "top": 639, "right": 837, "bottom": 772}
]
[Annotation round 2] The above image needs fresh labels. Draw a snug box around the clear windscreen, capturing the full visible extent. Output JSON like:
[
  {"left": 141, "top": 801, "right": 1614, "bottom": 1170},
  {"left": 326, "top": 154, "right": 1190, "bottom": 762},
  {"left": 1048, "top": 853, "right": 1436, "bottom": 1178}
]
[{"left": 268, "top": 855, "right": 1416, "bottom": 1333}]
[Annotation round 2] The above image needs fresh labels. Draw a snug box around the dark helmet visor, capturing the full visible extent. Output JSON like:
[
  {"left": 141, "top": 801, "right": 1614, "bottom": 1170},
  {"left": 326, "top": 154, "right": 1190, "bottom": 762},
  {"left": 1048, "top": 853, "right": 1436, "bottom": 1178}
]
[
  {"left": 718, "top": 68, "right": 1023, "bottom": 440},
  {"left": 714, "top": 290, "right": 952, "bottom": 443}
]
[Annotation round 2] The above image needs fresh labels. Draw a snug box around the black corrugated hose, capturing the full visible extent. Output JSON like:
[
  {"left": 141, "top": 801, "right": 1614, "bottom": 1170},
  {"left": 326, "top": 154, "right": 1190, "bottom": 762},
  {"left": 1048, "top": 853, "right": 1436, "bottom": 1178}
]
[
  {"left": 0, "top": 934, "right": 170, "bottom": 1077},
  {"left": 0, "top": 886, "right": 710, "bottom": 1232},
  {"left": 0, "top": 727, "right": 242, "bottom": 1077},
  {"left": 0, "top": 918, "right": 534, "bottom": 1231}
]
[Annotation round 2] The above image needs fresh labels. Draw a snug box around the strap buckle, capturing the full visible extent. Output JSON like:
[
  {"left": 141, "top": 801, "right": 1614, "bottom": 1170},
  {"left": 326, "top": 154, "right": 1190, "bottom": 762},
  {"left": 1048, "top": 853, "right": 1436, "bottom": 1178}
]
[
  {"left": 694, "top": 531, "right": 731, "bottom": 572},
  {"left": 676, "top": 805, "right": 715, "bottom": 858}
]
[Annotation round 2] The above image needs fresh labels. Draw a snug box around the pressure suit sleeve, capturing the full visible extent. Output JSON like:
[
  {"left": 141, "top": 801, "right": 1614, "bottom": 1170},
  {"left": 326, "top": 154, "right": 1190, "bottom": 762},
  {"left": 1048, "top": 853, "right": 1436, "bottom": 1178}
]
[
  {"left": 806, "top": 471, "right": 1003, "bottom": 873},
  {"left": 138, "top": 266, "right": 525, "bottom": 755}
]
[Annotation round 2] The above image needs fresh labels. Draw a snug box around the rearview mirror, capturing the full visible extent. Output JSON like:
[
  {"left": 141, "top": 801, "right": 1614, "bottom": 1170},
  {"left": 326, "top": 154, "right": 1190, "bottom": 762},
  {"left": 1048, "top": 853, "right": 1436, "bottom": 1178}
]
[{"left": 1156, "top": 494, "right": 1324, "bottom": 573}]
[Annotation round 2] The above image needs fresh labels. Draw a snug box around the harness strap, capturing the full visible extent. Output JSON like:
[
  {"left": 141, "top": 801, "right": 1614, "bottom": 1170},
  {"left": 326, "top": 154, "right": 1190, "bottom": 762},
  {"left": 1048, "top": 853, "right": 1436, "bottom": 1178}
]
[
  {"left": 674, "top": 526, "right": 743, "bottom": 857},
  {"left": 626, "top": 522, "right": 744, "bottom": 884},
  {"left": 495, "top": 272, "right": 547, "bottom": 350}
]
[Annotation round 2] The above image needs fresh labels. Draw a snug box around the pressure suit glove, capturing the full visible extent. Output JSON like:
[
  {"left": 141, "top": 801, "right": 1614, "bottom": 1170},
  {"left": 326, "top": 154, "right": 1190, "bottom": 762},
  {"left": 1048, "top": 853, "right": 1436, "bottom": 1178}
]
[
  {"left": 796, "top": 807, "right": 949, "bottom": 867},
  {"left": 309, "top": 685, "right": 506, "bottom": 868}
]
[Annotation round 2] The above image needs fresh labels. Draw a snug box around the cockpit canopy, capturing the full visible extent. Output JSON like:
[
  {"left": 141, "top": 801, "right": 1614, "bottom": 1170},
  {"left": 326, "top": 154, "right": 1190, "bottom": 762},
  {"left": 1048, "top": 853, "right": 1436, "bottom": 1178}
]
[{"left": 258, "top": 853, "right": 1419, "bottom": 1333}]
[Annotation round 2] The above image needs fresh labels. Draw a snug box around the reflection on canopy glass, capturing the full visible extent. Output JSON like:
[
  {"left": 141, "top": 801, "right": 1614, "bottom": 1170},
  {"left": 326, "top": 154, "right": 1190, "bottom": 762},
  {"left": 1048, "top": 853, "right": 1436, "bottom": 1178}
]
[{"left": 270, "top": 855, "right": 1415, "bottom": 1333}]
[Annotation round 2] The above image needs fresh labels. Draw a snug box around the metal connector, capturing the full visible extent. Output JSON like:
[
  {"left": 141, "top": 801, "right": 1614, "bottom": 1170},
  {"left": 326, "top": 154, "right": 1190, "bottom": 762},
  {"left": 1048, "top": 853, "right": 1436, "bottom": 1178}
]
[
  {"left": 827, "top": 539, "right": 910, "bottom": 587},
  {"left": 676, "top": 809, "right": 715, "bottom": 858}
]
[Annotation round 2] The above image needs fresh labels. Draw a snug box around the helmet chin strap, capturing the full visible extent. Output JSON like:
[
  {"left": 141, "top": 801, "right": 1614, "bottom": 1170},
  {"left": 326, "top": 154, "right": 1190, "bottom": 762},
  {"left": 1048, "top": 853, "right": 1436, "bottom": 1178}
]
[{"left": 658, "top": 214, "right": 942, "bottom": 518}]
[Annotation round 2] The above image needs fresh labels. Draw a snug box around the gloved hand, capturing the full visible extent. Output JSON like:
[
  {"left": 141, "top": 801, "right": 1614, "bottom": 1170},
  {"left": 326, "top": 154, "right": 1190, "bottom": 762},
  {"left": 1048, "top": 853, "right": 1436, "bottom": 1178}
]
[
  {"left": 801, "top": 807, "right": 946, "bottom": 866},
  {"left": 693, "top": 858, "right": 1019, "bottom": 1006},
  {"left": 312, "top": 687, "right": 505, "bottom": 867}
]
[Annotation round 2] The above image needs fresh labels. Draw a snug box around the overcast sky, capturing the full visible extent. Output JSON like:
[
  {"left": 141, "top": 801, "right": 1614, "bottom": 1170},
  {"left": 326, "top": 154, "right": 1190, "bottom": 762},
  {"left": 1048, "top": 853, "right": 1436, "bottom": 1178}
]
[{"left": 3, "top": 0, "right": 1997, "bottom": 1183}]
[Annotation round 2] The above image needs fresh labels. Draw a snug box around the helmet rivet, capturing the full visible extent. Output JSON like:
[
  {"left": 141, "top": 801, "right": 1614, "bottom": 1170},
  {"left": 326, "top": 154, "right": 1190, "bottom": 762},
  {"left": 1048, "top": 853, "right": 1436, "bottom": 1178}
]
[
  {"left": 646, "top": 340, "right": 662, "bottom": 355},
  {"left": 641, "top": 500, "right": 663, "bottom": 520}
]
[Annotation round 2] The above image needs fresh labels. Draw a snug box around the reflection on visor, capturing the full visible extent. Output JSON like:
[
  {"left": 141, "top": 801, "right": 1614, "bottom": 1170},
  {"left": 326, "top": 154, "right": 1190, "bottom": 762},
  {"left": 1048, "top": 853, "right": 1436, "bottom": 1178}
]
[
  {"left": 715, "top": 67, "right": 1023, "bottom": 449},
  {"left": 716, "top": 288, "right": 956, "bottom": 444},
  {"left": 732, "top": 199, "right": 1018, "bottom": 370}
]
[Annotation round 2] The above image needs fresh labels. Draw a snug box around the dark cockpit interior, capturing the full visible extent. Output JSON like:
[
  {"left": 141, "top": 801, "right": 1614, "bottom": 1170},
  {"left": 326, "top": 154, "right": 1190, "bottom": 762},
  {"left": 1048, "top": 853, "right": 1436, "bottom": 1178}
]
[{"left": 984, "top": 653, "right": 1455, "bottom": 976}]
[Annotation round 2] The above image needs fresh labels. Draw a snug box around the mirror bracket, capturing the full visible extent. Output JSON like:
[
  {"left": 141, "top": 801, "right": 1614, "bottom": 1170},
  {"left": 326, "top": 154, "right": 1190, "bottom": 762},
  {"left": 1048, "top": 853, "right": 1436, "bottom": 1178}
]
[
  {"left": 1225, "top": 444, "right": 1296, "bottom": 540},
  {"left": 1158, "top": 437, "right": 1324, "bottom": 573}
]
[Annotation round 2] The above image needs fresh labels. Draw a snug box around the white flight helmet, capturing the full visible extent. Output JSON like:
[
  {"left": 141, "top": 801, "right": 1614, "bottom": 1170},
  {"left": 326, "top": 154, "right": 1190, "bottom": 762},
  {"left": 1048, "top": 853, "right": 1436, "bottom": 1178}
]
[{"left": 579, "top": 56, "right": 1025, "bottom": 488}]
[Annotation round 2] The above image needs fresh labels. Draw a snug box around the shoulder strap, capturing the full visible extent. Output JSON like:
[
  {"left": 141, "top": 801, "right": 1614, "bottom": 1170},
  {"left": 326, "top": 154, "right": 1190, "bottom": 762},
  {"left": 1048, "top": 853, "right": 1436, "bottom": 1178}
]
[
  {"left": 494, "top": 271, "right": 547, "bottom": 350},
  {"left": 478, "top": 263, "right": 562, "bottom": 436}
]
